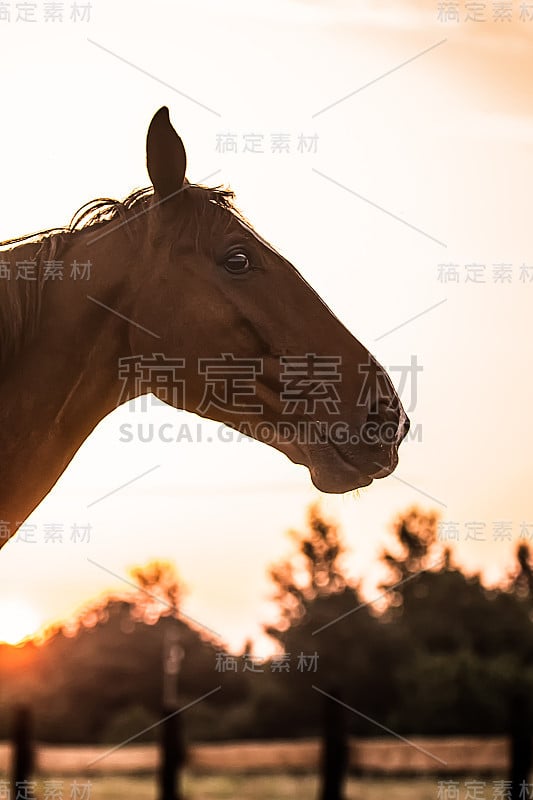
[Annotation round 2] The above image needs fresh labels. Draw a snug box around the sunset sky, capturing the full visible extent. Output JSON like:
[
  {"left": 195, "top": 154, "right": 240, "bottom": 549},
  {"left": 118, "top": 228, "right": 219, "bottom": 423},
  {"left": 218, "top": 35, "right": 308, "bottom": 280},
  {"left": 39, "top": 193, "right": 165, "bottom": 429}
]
[{"left": 0, "top": 0, "right": 531, "bottom": 652}]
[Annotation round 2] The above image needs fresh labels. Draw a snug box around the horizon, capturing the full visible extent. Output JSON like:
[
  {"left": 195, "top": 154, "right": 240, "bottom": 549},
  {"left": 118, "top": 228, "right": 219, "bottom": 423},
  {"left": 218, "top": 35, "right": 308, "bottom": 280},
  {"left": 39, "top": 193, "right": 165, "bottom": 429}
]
[{"left": 0, "top": 500, "right": 526, "bottom": 650}]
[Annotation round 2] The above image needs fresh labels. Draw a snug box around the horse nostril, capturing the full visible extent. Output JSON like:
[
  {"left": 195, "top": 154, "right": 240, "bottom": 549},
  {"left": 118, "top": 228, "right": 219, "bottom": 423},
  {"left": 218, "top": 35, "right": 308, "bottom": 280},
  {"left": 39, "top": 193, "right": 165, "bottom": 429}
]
[
  {"left": 368, "top": 397, "right": 389, "bottom": 417},
  {"left": 363, "top": 397, "right": 409, "bottom": 449},
  {"left": 368, "top": 397, "right": 396, "bottom": 419}
]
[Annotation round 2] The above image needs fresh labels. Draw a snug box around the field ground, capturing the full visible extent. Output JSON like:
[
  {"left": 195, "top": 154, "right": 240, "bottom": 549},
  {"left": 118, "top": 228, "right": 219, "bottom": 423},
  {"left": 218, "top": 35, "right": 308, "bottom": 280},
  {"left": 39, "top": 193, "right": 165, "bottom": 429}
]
[
  {"left": 0, "top": 773, "right": 443, "bottom": 800},
  {"left": 0, "top": 739, "right": 517, "bottom": 799},
  {"left": 97, "top": 774, "right": 443, "bottom": 799}
]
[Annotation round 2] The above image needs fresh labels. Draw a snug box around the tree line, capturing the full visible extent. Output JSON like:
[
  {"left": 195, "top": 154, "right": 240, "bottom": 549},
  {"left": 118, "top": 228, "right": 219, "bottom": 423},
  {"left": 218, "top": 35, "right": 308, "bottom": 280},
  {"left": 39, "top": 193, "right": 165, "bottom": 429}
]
[{"left": 0, "top": 506, "right": 531, "bottom": 743}]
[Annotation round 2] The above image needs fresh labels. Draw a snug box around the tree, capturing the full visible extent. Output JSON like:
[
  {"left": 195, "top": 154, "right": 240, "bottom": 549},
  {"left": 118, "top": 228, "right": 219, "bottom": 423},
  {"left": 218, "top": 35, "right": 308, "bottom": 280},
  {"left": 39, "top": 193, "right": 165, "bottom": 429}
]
[
  {"left": 379, "top": 508, "right": 533, "bottom": 734},
  {"left": 0, "top": 561, "right": 246, "bottom": 743},
  {"left": 262, "top": 504, "right": 396, "bottom": 737},
  {"left": 266, "top": 503, "right": 348, "bottom": 639},
  {"left": 509, "top": 543, "right": 533, "bottom": 601},
  {"left": 129, "top": 560, "right": 184, "bottom": 624}
]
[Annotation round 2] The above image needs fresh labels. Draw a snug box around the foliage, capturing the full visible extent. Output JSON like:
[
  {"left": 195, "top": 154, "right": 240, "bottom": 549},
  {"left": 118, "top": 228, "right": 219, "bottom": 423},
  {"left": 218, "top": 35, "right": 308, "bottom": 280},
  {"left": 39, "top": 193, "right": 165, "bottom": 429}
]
[
  {"left": 0, "top": 562, "right": 245, "bottom": 743},
  {"left": 1, "top": 511, "right": 532, "bottom": 742}
]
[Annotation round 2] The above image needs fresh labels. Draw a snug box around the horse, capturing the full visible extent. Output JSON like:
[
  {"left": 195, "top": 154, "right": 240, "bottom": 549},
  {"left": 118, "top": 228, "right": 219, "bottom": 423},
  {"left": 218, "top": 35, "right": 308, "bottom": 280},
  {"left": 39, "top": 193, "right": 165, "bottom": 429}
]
[{"left": 0, "top": 107, "right": 409, "bottom": 549}]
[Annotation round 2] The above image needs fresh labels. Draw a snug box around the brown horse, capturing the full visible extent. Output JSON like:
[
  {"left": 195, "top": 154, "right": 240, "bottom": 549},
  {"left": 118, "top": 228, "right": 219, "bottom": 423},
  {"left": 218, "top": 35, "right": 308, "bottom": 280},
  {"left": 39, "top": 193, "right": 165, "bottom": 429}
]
[{"left": 0, "top": 107, "right": 409, "bottom": 548}]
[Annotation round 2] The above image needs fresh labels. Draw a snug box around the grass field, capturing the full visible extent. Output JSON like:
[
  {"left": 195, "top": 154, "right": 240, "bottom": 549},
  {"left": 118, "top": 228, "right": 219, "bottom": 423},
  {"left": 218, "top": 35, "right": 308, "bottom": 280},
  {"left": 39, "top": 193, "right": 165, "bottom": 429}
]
[
  {"left": 0, "top": 773, "right": 443, "bottom": 800},
  {"left": 0, "top": 738, "right": 508, "bottom": 798}
]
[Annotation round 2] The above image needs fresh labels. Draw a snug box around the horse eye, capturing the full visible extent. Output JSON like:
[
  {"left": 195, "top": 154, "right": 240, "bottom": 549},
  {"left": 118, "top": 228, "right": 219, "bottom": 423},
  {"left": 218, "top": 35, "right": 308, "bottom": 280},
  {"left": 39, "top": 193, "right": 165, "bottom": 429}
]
[{"left": 223, "top": 251, "right": 250, "bottom": 274}]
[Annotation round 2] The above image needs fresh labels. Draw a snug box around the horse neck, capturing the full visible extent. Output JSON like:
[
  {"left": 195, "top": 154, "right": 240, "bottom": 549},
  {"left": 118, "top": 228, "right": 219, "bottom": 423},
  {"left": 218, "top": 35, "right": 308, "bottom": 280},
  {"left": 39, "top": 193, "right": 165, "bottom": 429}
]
[{"left": 0, "top": 225, "right": 136, "bottom": 546}]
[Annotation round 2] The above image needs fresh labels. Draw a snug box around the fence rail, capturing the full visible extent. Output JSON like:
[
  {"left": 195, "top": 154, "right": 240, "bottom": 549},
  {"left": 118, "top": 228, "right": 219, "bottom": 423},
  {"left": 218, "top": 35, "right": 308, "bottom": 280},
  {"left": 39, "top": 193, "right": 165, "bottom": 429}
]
[{"left": 0, "top": 736, "right": 517, "bottom": 776}]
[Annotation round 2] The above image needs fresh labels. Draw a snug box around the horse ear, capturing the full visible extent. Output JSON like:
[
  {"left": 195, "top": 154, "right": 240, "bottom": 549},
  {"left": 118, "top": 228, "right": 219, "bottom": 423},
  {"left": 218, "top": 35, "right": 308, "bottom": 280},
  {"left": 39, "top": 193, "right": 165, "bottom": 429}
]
[{"left": 146, "top": 107, "right": 187, "bottom": 201}]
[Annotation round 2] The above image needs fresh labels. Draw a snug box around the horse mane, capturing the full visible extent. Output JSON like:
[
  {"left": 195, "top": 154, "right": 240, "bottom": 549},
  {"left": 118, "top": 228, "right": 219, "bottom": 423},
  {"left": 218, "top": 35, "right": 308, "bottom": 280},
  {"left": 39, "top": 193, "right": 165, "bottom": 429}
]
[
  {"left": 0, "top": 184, "right": 241, "bottom": 370},
  {"left": 0, "top": 184, "right": 239, "bottom": 249}
]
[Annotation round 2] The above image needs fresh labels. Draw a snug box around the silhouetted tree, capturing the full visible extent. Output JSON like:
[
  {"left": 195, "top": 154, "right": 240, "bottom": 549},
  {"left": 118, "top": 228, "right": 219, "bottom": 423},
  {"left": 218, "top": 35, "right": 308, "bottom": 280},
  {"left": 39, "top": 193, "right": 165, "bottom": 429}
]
[
  {"left": 3, "top": 512, "right": 533, "bottom": 742},
  {"left": 129, "top": 560, "right": 184, "bottom": 624},
  {"left": 262, "top": 504, "right": 395, "bottom": 737}
]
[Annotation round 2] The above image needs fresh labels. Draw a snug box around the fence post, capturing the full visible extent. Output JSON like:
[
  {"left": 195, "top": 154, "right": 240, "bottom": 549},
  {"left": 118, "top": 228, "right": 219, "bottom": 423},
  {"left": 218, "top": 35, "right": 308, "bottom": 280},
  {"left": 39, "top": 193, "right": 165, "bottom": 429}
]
[
  {"left": 11, "top": 704, "right": 35, "bottom": 800},
  {"left": 158, "top": 621, "right": 186, "bottom": 800},
  {"left": 319, "top": 685, "right": 348, "bottom": 800},
  {"left": 509, "top": 686, "right": 532, "bottom": 800}
]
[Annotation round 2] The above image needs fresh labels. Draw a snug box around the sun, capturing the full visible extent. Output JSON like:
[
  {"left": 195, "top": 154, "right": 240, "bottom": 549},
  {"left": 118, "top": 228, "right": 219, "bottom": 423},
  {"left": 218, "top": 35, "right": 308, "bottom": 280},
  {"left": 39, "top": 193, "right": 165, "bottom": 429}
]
[{"left": 0, "top": 599, "right": 41, "bottom": 645}]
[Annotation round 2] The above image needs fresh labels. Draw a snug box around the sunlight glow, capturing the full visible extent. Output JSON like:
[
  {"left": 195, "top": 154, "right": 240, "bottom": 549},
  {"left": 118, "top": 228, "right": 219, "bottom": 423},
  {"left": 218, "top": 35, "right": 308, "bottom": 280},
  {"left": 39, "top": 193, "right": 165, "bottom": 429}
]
[{"left": 0, "top": 600, "right": 41, "bottom": 645}]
